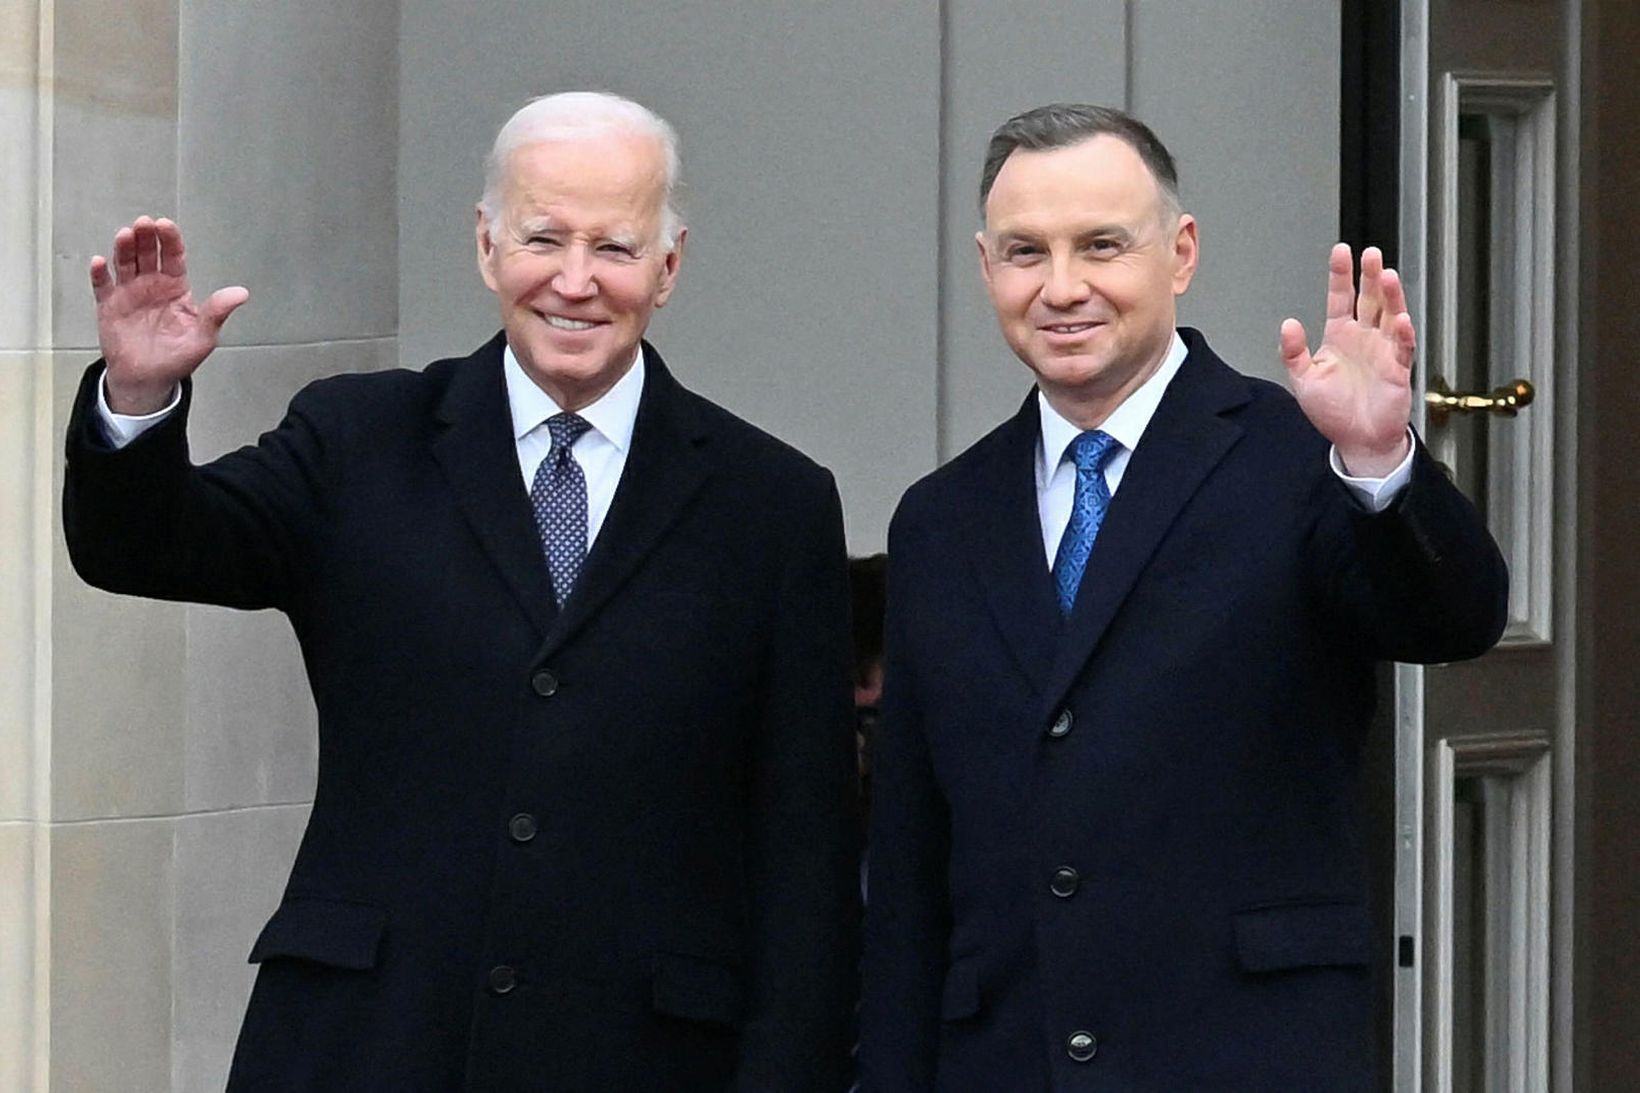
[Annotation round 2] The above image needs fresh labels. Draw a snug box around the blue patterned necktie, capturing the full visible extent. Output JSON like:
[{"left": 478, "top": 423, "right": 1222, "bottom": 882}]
[
  {"left": 530, "top": 412, "right": 593, "bottom": 607},
  {"left": 1051, "top": 429, "right": 1120, "bottom": 616}
]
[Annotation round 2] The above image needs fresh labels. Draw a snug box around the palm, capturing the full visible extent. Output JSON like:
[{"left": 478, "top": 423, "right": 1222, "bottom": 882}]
[
  {"left": 90, "top": 217, "right": 247, "bottom": 411},
  {"left": 101, "top": 268, "right": 219, "bottom": 380},
  {"left": 1280, "top": 244, "right": 1415, "bottom": 474}
]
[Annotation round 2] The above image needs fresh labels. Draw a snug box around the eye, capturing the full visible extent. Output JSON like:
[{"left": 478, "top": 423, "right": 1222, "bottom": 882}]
[
  {"left": 1004, "top": 243, "right": 1043, "bottom": 263},
  {"left": 596, "top": 241, "right": 638, "bottom": 258},
  {"left": 1085, "top": 237, "right": 1123, "bottom": 256},
  {"left": 525, "top": 234, "right": 561, "bottom": 250}
]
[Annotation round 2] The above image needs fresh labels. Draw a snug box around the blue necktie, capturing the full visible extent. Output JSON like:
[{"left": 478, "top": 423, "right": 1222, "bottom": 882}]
[
  {"left": 530, "top": 412, "right": 593, "bottom": 607},
  {"left": 1051, "top": 430, "right": 1120, "bottom": 616}
]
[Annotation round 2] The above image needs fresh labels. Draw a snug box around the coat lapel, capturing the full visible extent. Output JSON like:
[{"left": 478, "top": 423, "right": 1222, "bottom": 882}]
[
  {"left": 431, "top": 332, "right": 557, "bottom": 637},
  {"left": 537, "top": 343, "right": 712, "bottom": 661},
  {"left": 1038, "top": 333, "right": 1251, "bottom": 718},
  {"left": 957, "top": 395, "right": 1064, "bottom": 697}
]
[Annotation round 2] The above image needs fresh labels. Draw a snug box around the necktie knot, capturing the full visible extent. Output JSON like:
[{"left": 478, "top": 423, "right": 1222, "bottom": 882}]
[
  {"left": 1067, "top": 429, "right": 1119, "bottom": 474},
  {"left": 546, "top": 412, "right": 592, "bottom": 455}
]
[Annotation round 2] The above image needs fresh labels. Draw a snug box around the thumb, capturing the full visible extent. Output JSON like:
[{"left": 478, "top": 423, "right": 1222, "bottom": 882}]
[
  {"left": 1279, "top": 317, "right": 1312, "bottom": 381},
  {"left": 203, "top": 285, "right": 250, "bottom": 331}
]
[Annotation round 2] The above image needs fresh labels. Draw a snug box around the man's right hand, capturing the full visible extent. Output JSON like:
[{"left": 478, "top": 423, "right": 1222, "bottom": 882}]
[{"left": 91, "top": 216, "right": 248, "bottom": 415}]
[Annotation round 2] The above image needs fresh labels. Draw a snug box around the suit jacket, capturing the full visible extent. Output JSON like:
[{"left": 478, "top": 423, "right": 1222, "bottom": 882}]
[
  {"left": 859, "top": 329, "right": 1507, "bottom": 1091},
  {"left": 63, "top": 334, "right": 862, "bottom": 1091}
]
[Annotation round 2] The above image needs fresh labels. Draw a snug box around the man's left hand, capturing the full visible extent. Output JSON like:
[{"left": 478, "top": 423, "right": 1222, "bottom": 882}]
[{"left": 1279, "top": 243, "right": 1415, "bottom": 477}]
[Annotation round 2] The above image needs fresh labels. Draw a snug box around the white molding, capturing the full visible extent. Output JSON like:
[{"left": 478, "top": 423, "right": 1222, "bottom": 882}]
[
  {"left": 1428, "top": 734, "right": 1552, "bottom": 1093},
  {"left": 1435, "top": 72, "right": 1558, "bottom": 647}
]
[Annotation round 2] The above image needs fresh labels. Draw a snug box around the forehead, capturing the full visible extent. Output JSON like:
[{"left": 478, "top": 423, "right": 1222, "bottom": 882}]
[
  {"left": 984, "top": 135, "right": 1164, "bottom": 233},
  {"left": 501, "top": 133, "right": 667, "bottom": 222}
]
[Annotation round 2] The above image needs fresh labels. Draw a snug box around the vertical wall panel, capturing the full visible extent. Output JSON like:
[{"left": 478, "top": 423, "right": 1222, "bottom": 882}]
[
  {"left": 1131, "top": 0, "right": 1341, "bottom": 385},
  {"left": 939, "top": 0, "right": 1129, "bottom": 458},
  {"left": 398, "top": 0, "right": 940, "bottom": 552}
]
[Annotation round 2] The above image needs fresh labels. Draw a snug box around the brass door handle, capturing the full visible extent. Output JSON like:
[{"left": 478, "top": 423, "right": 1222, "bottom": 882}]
[{"left": 1424, "top": 376, "right": 1534, "bottom": 424}]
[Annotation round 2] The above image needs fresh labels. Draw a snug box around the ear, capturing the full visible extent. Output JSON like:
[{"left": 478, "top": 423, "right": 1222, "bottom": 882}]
[
  {"left": 1170, "top": 213, "right": 1200, "bottom": 296},
  {"left": 652, "top": 227, "right": 688, "bottom": 309},
  {"left": 475, "top": 205, "right": 500, "bottom": 293},
  {"left": 975, "top": 231, "right": 994, "bottom": 289}
]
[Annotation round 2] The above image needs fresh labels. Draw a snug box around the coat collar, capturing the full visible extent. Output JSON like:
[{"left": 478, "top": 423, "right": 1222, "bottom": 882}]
[
  {"left": 958, "top": 329, "right": 1252, "bottom": 707},
  {"left": 431, "top": 334, "right": 713, "bottom": 648}
]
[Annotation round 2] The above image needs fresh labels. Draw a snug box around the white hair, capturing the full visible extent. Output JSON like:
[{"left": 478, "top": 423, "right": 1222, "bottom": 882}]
[{"left": 480, "top": 91, "right": 684, "bottom": 249}]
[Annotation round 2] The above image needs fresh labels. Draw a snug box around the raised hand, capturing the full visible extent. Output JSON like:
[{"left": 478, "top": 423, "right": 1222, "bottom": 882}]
[
  {"left": 1279, "top": 243, "right": 1415, "bottom": 477},
  {"left": 91, "top": 216, "right": 248, "bottom": 415}
]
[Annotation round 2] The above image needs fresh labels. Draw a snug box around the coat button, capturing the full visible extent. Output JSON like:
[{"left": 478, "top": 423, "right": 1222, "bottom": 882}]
[
  {"left": 508, "top": 813, "right": 537, "bottom": 843},
  {"left": 1067, "top": 1030, "right": 1098, "bottom": 1062},
  {"left": 1047, "top": 709, "right": 1073, "bottom": 738},
  {"left": 488, "top": 965, "right": 518, "bottom": 995},
  {"left": 530, "top": 669, "right": 558, "bottom": 697},
  {"left": 1050, "top": 866, "right": 1080, "bottom": 898}
]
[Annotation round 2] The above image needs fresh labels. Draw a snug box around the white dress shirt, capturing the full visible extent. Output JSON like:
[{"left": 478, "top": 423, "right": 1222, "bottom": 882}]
[
  {"left": 1035, "top": 331, "right": 1415, "bottom": 565},
  {"left": 95, "top": 344, "right": 647, "bottom": 553},
  {"left": 503, "top": 343, "right": 642, "bottom": 550}
]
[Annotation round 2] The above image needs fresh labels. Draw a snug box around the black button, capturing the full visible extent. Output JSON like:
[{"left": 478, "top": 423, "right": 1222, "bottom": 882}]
[
  {"left": 1067, "top": 1030, "right": 1098, "bottom": 1062},
  {"left": 530, "top": 670, "right": 559, "bottom": 697},
  {"left": 1047, "top": 709, "right": 1073, "bottom": 738},
  {"left": 1050, "top": 866, "right": 1080, "bottom": 898},
  {"left": 508, "top": 813, "right": 537, "bottom": 843},
  {"left": 488, "top": 965, "right": 517, "bottom": 994}
]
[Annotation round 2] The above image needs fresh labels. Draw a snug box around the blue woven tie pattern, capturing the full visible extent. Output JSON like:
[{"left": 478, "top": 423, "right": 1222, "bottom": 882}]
[
  {"left": 530, "top": 412, "right": 593, "bottom": 607},
  {"left": 1051, "top": 429, "right": 1120, "bottom": 616}
]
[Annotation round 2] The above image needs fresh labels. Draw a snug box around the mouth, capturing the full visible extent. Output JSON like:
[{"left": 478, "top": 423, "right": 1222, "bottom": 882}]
[
  {"left": 1039, "top": 321, "right": 1103, "bottom": 335},
  {"left": 539, "top": 313, "right": 605, "bottom": 332}
]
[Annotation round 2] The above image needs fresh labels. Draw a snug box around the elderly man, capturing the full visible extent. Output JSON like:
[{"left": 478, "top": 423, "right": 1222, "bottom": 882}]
[
  {"left": 65, "top": 92, "right": 860, "bottom": 1090},
  {"left": 860, "top": 104, "right": 1507, "bottom": 1089}
]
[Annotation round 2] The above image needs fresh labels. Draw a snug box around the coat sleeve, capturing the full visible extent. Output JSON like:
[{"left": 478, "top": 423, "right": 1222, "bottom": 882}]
[
  {"left": 735, "top": 468, "right": 863, "bottom": 1092},
  {"left": 859, "top": 498, "right": 951, "bottom": 1091},
  {"left": 62, "top": 361, "right": 328, "bottom": 614},
  {"left": 1308, "top": 435, "right": 1509, "bottom": 663}
]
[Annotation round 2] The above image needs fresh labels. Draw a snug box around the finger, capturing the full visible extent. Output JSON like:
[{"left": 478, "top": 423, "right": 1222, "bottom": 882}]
[
  {"left": 202, "top": 286, "right": 250, "bottom": 331},
  {"left": 155, "top": 218, "right": 187, "bottom": 278},
  {"left": 132, "top": 216, "right": 160, "bottom": 276},
  {"left": 1379, "top": 267, "right": 1409, "bottom": 331},
  {"left": 1279, "top": 317, "right": 1312, "bottom": 380},
  {"left": 1357, "top": 246, "right": 1384, "bottom": 326},
  {"left": 112, "top": 226, "right": 138, "bottom": 283},
  {"left": 1393, "top": 311, "right": 1417, "bottom": 368},
  {"left": 1325, "top": 243, "right": 1354, "bottom": 322},
  {"left": 89, "top": 255, "right": 114, "bottom": 304}
]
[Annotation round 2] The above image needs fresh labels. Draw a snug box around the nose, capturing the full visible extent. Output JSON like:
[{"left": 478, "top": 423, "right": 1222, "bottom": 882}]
[
  {"left": 551, "top": 243, "right": 597, "bottom": 300},
  {"left": 1041, "top": 256, "right": 1091, "bottom": 310}
]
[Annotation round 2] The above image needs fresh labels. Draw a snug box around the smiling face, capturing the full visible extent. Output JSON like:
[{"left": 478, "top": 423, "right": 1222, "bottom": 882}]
[
  {"left": 476, "top": 133, "right": 684, "bottom": 410},
  {"left": 977, "top": 134, "right": 1198, "bottom": 427}
]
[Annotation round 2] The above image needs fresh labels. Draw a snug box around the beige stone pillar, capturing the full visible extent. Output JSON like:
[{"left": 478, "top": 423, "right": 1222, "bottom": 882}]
[{"left": 2, "top": 1, "right": 397, "bottom": 1088}]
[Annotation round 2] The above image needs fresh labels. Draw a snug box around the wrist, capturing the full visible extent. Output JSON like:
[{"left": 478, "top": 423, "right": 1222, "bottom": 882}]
[
  {"left": 1336, "top": 430, "right": 1411, "bottom": 478},
  {"left": 104, "top": 375, "right": 178, "bottom": 417}
]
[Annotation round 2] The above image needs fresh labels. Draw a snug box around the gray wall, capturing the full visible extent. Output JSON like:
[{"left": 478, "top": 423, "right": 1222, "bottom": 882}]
[{"left": 400, "top": 0, "right": 1341, "bottom": 552}]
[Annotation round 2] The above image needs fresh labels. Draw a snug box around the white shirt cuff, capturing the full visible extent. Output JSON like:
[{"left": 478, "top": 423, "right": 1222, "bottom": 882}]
[
  {"left": 96, "top": 372, "right": 181, "bottom": 449},
  {"left": 1329, "top": 428, "right": 1417, "bottom": 513}
]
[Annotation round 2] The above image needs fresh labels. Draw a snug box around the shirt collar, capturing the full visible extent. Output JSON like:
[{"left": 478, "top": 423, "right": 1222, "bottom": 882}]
[
  {"left": 1037, "top": 330, "right": 1189, "bottom": 477},
  {"left": 503, "top": 342, "right": 645, "bottom": 453}
]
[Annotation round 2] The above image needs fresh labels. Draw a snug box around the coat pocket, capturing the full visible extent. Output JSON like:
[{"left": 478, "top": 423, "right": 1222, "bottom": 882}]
[
  {"left": 651, "top": 950, "right": 744, "bottom": 1029},
  {"left": 1232, "top": 900, "right": 1373, "bottom": 973},
  {"left": 939, "top": 955, "right": 981, "bottom": 1021},
  {"left": 248, "top": 896, "right": 388, "bottom": 971}
]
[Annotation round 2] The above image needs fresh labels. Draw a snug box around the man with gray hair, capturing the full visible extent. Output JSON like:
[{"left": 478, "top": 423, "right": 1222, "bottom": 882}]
[
  {"left": 64, "top": 91, "right": 861, "bottom": 1090},
  {"left": 861, "top": 103, "right": 1505, "bottom": 1088}
]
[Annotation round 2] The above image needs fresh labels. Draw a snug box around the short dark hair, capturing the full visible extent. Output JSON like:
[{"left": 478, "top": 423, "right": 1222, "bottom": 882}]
[{"left": 979, "top": 103, "right": 1180, "bottom": 215}]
